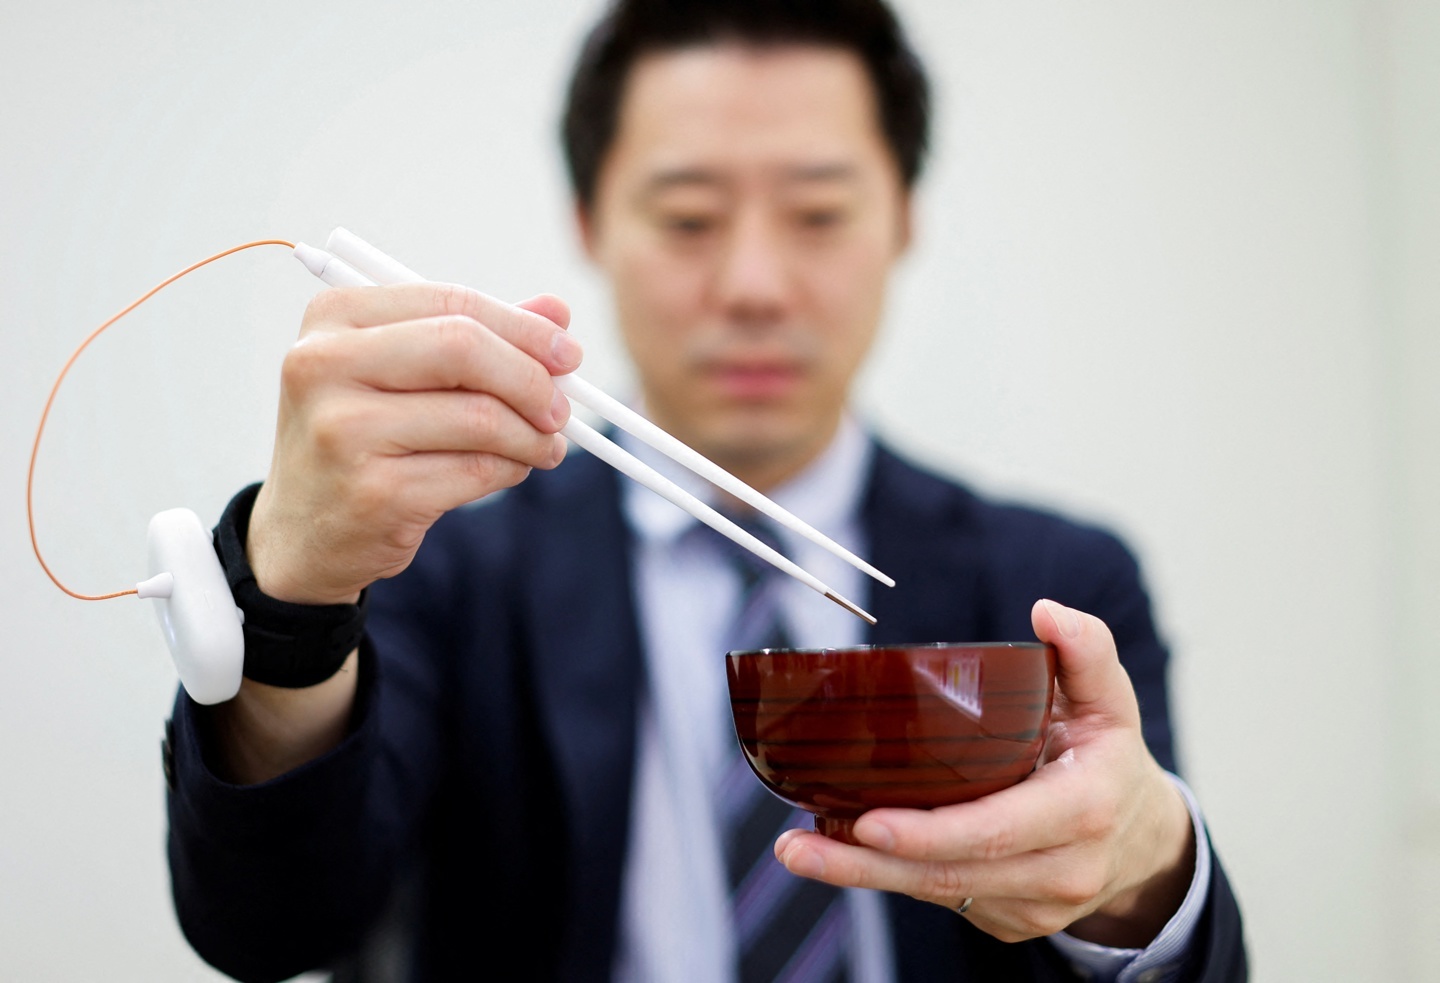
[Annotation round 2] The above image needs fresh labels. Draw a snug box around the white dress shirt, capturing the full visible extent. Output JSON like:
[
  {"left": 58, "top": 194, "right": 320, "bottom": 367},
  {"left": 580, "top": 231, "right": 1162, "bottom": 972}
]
[{"left": 609, "top": 418, "right": 1210, "bottom": 983}]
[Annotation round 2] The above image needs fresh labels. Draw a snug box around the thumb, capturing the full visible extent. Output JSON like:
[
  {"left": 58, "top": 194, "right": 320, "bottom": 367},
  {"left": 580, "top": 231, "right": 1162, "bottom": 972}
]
[
  {"left": 514, "top": 293, "right": 572, "bottom": 330},
  {"left": 1031, "top": 598, "right": 1135, "bottom": 718}
]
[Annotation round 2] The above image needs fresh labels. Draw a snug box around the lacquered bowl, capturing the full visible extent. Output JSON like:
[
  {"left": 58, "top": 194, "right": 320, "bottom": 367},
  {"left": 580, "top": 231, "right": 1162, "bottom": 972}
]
[{"left": 726, "top": 642, "right": 1056, "bottom": 843}]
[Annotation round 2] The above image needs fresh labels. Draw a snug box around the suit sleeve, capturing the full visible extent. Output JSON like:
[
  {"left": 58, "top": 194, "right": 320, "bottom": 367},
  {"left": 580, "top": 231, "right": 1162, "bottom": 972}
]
[
  {"left": 1052, "top": 526, "right": 1178, "bottom": 774},
  {"left": 165, "top": 510, "right": 464, "bottom": 982},
  {"left": 1042, "top": 525, "right": 1247, "bottom": 982}
]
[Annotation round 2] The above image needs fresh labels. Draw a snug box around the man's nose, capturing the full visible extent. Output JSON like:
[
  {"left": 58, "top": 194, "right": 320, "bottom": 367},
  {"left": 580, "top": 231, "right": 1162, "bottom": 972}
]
[{"left": 714, "top": 210, "right": 792, "bottom": 322}]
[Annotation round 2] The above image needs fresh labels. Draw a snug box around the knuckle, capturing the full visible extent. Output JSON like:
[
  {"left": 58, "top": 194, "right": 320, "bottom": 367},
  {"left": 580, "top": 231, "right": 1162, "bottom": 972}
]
[
  {"left": 308, "top": 401, "right": 363, "bottom": 461},
  {"left": 925, "top": 862, "right": 970, "bottom": 900},
  {"left": 974, "top": 823, "right": 1016, "bottom": 862},
  {"left": 459, "top": 393, "right": 502, "bottom": 444},
  {"left": 991, "top": 923, "right": 1033, "bottom": 944},
  {"left": 431, "top": 281, "right": 477, "bottom": 318},
  {"left": 1075, "top": 796, "right": 1120, "bottom": 842},
  {"left": 1005, "top": 902, "right": 1058, "bottom": 941},
  {"left": 462, "top": 452, "right": 529, "bottom": 492},
  {"left": 280, "top": 336, "right": 333, "bottom": 393},
  {"left": 458, "top": 452, "right": 500, "bottom": 487},
  {"left": 1052, "top": 869, "right": 1104, "bottom": 908},
  {"left": 1031, "top": 907, "right": 1075, "bottom": 938},
  {"left": 1072, "top": 812, "right": 1106, "bottom": 842},
  {"left": 430, "top": 315, "right": 482, "bottom": 365},
  {"left": 302, "top": 288, "right": 344, "bottom": 325}
]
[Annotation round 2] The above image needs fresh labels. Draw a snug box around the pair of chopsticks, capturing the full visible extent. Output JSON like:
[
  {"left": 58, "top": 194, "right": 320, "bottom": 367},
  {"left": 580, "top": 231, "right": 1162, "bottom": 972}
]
[{"left": 292, "top": 228, "right": 890, "bottom": 624}]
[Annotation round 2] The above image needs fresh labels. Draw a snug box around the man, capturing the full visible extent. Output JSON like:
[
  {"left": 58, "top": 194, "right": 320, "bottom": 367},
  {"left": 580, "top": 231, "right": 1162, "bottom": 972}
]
[{"left": 166, "top": 1, "right": 1245, "bottom": 981}]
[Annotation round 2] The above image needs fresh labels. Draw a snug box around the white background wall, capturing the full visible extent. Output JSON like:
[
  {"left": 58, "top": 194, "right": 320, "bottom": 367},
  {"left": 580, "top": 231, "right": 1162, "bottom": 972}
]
[{"left": 1, "top": 2, "right": 1434, "bottom": 980}]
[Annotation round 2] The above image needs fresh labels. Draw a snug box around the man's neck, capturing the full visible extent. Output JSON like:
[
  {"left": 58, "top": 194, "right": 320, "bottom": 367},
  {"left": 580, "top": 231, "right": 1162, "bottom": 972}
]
[
  {"left": 715, "top": 437, "right": 835, "bottom": 496},
  {"left": 652, "top": 417, "right": 844, "bottom": 495}
]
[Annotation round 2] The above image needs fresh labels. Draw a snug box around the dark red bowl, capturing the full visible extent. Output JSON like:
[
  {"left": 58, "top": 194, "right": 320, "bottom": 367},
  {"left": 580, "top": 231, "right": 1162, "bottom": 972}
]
[{"left": 726, "top": 642, "right": 1056, "bottom": 843}]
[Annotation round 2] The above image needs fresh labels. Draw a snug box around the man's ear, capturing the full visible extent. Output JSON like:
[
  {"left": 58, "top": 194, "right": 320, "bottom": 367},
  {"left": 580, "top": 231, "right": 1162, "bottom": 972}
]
[
  {"left": 575, "top": 200, "right": 600, "bottom": 262},
  {"left": 895, "top": 190, "right": 914, "bottom": 256}
]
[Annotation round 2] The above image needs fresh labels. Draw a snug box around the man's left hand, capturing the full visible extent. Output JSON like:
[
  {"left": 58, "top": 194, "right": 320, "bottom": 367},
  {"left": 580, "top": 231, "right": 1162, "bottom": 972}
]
[{"left": 774, "top": 598, "right": 1196, "bottom": 948}]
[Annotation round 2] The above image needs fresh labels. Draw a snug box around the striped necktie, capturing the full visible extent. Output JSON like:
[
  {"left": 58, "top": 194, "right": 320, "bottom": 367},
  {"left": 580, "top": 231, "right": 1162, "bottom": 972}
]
[{"left": 713, "top": 518, "right": 852, "bottom": 983}]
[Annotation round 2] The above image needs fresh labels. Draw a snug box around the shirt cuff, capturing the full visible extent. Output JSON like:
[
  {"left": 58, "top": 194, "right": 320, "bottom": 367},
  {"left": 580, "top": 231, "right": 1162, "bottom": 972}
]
[{"left": 1046, "top": 773, "right": 1212, "bottom": 983}]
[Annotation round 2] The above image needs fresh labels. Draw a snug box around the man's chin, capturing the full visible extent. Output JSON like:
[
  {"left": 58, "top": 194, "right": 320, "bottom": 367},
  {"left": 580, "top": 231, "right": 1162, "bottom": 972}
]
[{"left": 686, "top": 414, "right": 835, "bottom": 487}]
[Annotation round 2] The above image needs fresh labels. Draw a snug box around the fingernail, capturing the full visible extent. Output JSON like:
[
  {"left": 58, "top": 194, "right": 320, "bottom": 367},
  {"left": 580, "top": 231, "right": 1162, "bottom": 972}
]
[
  {"left": 854, "top": 821, "right": 894, "bottom": 851},
  {"left": 1044, "top": 599, "right": 1081, "bottom": 638},
  {"left": 551, "top": 331, "right": 582, "bottom": 371},
  {"left": 550, "top": 387, "right": 571, "bottom": 427},
  {"left": 782, "top": 845, "right": 825, "bottom": 879}
]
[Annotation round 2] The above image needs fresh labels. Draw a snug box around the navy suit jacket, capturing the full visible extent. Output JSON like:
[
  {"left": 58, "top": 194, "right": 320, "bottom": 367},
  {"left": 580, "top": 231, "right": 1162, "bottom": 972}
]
[{"left": 167, "top": 444, "right": 1246, "bottom": 982}]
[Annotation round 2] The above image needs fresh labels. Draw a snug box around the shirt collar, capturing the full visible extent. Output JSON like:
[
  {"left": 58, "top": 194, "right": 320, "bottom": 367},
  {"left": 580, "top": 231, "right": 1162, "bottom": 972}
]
[{"left": 619, "top": 413, "right": 873, "bottom": 550}]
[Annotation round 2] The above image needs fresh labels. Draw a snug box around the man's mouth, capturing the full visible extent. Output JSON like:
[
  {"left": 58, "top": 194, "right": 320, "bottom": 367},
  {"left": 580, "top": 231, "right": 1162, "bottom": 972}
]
[{"left": 704, "top": 362, "right": 805, "bottom": 400}]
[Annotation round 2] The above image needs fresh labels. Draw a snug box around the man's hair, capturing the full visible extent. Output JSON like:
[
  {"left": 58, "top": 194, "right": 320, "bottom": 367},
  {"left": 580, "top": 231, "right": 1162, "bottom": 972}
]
[{"left": 561, "top": 0, "right": 931, "bottom": 211}]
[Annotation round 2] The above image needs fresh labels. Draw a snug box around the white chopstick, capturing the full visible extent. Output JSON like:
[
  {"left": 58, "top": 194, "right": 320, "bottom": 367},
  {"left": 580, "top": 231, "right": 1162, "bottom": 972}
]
[
  {"left": 292, "top": 235, "right": 882, "bottom": 625},
  {"left": 557, "top": 416, "right": 873, "bottom": 622},
  {"left": 323, "top": 227, "right": 894, "bottom": 590}
]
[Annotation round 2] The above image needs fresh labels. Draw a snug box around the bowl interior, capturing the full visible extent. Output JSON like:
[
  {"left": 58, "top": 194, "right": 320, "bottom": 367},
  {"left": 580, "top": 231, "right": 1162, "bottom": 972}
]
[{"left": 726, "top": 642, "right": 1055, "bottom": 840}]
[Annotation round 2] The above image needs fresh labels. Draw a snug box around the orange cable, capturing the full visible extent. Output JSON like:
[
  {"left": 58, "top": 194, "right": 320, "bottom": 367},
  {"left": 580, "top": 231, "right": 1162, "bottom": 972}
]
[{"left": 27, "top": 238, "right": 296, "bottom": 600}]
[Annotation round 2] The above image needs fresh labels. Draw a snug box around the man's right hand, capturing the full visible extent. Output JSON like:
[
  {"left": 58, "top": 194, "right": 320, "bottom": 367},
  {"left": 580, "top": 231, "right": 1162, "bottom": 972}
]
[
  {"left": 247, "top": 283, "right": 581, "bottom": 605},
  {"left": 207, "top": 285, "right": 579, "bottom": 785}
]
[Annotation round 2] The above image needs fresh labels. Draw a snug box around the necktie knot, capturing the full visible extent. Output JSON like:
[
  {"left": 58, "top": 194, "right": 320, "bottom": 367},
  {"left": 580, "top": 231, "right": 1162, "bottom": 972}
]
[{"left": 710, "top": 513, "right": 786, "bottom": 590}]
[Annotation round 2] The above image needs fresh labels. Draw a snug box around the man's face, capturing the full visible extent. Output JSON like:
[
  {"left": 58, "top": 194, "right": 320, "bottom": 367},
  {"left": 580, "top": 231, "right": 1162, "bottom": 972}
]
[{"left": 581, "top": 44, "right": 911, "bottom": 488}]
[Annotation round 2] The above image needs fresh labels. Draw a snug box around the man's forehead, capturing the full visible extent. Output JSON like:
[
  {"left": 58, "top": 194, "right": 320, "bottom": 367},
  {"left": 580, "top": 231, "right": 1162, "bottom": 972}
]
[{"left": 605, "top": 45, "right": 891, "bottom": 195}]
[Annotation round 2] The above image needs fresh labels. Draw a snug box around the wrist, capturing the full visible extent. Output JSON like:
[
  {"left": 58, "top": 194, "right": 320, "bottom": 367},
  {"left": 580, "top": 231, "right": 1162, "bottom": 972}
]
[
  {"left": 214, "top": 483, "right": 368, "bottom": 689},
  {"left": 246, "top": 481, "right": 362, "bottom": 605}
]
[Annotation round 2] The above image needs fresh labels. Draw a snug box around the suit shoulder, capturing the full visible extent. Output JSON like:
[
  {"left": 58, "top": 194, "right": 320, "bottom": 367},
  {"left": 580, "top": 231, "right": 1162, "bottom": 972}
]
[{"left": 868, "top": 445, "right": 1142, "bottom": 591}]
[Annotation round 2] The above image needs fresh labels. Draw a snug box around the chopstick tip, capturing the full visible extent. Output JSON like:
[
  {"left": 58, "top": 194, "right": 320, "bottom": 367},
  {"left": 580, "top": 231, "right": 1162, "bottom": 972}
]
[
  {"left": 826, "top": 590, "right": 877, "bottom": 625},
  {"left": 856, "top": 561, "right": 896, "bottom": 588}
]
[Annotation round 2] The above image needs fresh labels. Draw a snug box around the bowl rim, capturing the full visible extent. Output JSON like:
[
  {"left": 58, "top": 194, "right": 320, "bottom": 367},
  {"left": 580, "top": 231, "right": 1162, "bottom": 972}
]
[{"left": 725, "top": 641, "right": 1052, "bottom": 657}]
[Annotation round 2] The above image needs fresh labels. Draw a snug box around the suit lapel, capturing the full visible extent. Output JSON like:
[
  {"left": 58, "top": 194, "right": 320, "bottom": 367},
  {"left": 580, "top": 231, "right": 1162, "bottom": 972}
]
[
  {"left": 520, "top": 451, "right": 643, "bottom": 975},
  {"left": 863, "top": 444, "right": 990, "bottom": 646}
]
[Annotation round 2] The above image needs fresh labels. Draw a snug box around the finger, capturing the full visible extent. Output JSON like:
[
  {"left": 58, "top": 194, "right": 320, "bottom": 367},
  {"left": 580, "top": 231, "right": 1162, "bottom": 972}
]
[
  {"left": 293, "top": 316, "right": 569, "bottom": 433},
  {"left": 850, "top": 757, "right": 1092, "bottom": 863},
  {"left": 514, "top": 293, "right": 572, "bottom": 331},
  {"left": 306, "top": 282, "right": 583, "bottom": 375},
  {"left": 775, "top": 829, "right": 1098, "bottom": 909},
  {"left": 365, "top": 390, "right": 568, "bottom": 469},
  {"left": 378, "top": 450, "right": 539, "bottom": 517},
  {"left": 963, "top": 898, "right": 1091, "bottom": 945},
  {"left": 1031, "top": 599, "right": 1135, "bottom": 716}
]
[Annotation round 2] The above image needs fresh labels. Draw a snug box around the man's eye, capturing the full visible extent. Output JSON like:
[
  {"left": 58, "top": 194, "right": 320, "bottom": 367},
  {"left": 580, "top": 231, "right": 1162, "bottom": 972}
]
[
  {"left": 662, "top": 215, "right": 716, "bottom": 234},
  {"left": 797, "top": 209, "right": 845, "bottom": 229}
]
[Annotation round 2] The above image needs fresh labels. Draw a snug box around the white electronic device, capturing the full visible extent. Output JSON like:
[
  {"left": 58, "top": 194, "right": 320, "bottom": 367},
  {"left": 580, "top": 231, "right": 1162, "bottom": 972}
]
[
  {"left": 27, "top": 237, "right": 294, "bottom": 705},
  {"left": 138, "top": 509, "right": 244, "bottom": 705}
]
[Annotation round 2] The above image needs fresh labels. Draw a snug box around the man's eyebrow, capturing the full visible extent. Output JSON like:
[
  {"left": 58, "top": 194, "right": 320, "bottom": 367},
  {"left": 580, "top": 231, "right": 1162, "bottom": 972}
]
[
  {"left": 781, "top": 162, "right": 859, "bottom": 184},
  {"left": 638, "top": 162, "right": 860, "bottom": 197},
  {"left": 640, "top": 168, "right": 726, "bottom": 196}
]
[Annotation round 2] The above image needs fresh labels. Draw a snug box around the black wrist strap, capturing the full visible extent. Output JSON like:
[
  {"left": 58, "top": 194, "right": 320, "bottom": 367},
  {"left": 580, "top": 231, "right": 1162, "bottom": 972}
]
[{"left": 212, "top": 483, "right": 367, "bottom": 688}]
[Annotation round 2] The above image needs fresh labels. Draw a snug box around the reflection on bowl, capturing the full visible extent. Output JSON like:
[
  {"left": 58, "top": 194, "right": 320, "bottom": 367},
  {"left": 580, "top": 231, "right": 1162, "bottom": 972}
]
[{"left": 726, "top": 642, "right": 1056, "bottom": 843}]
